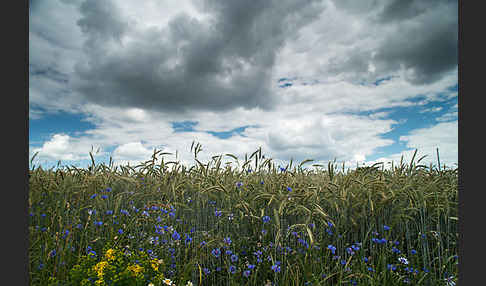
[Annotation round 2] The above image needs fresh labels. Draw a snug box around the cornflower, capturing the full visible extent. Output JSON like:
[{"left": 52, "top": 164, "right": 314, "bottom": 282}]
[
  {"left": 327, "top": 245, "right": 337, "bottom": 254},
  {"left": 223, "top": 237, "right": 232, "bottom": 245},
  {"left": 229, "top": 265, "right": 237, "bottom": 274},
  {"left": 262, "top": 216, "right": 271, "bottom": 223},
  {"left": 398, "top": 256, "right": 409, "bottom": 265},
  {"left": 211, "top": 248, "right": 221, "bottom": 258}
]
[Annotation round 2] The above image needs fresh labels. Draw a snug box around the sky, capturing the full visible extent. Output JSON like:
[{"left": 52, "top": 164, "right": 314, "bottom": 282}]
[{"left": 29, "top": 0, "right": 458, "bottom": 171}]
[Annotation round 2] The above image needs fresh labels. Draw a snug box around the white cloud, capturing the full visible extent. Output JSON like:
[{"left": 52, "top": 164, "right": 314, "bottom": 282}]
[{"left": 368, "top": 120, "right": 458, "bottom": 168}]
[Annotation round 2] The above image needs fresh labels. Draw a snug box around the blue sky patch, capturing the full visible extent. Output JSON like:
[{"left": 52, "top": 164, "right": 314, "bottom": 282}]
[
  {"left": 29, "top": 110, "right": 96, "bottom": 146},
  {"left": 171, "top": 121, "right": 198, "bottom": 133},
  {"left": 206, "top": 125, "right": 254, "bottom": 139}
]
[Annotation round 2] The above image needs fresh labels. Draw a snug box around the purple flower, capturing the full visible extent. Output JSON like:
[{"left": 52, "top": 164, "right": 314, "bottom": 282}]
[
  {"left": 211, "top": 248, "right": 221, "bottom": 258},
  {"left": 229, "top": 265, "right": 237, "bottom": 274},
  {"left": 383, "top": 225, "right": 390, "bottom": 231},
  {"left": 271, "top": 264, "right": 281, "bottom": 273},
  {"left": 223, "top": 237, "right": 232, "bottom": 245},
  {"left": 172, "top": 231, "right": 181, "bottom": 241},
  {"left": 262, "top": 216, "right": 271, "bottom": 223},
  {"left": 243, "top": 270, "right": 251, "bottom": 277},
  {"left": 90, "top": 194, "right": 97, "bottom": 199},
  {"left": 327, "top": 245, "right": 336, "bottom": 254},
  {"left": 231, "top": 254, "right": 238, "bottom": 262}
]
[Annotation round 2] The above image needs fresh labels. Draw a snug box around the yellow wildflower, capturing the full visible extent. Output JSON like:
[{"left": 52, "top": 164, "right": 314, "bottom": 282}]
[
  {"left": 105, "top": 248, "right": 116, "bottom": 261},
  {"left": 93, "top": 261, "right": 109, "bottom": 278},
  {"left": 151, "top": 258, "right": 162, "bottom": 271},
  {"left": 127, "top": 264, "right": 144, "bottom": 276}
]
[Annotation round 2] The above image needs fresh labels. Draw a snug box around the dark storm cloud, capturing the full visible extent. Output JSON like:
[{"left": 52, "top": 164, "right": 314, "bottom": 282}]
[
  {"left": 71, "top": 0, "right": 325, "bottom": 114},
  {"left": 375, "top": 0, "right": 457, "bottom": 84},
  {"left": 329, "top": 0, "right": 457, "bottom": 85}
]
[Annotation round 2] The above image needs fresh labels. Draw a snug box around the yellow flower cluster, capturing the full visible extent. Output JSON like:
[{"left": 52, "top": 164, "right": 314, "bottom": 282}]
[
  {"left": 127, "top": 264, "right": 144, "bottom": 276},
  {"left": 105, "top": 248, "right": 116, "bottom": 261},
  {"left": 93, "top": 261, "right": 109, "bottom": 278},
  {"left": 150, "top": 258, "right": 163, "bottom": 272}
]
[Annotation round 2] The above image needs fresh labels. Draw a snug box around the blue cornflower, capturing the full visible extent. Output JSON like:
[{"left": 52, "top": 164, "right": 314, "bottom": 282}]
[
  {"left": 248, "top": 264, "right": 256, "bottom": 270},
  {"left": 392, "top": 247, "right": 401, "bottom": 254},
  {"left": 327, "top": 221, "right": 334, "bottom": 228},
  {"left": 62, "top": 230, "right": 69, "bottom": 239},
  {"left": 49, "top": 249, "right": 56, "bottom": 258},
  {"left": 225, "top": 250, "right": 233, "bottom": 255},
  {"left": 236, "top": 182, "right": 243, "bottom": 188},
  {"left": 203, "top": 268, "right": 210, "bottom": 275},
  {"left": 185, "top": 234, "right": 192, "bottom": 244},
  {"left": 243, "top": 270, "right": 251, "bottom": 277},
  {"left": 169, "top": 211, "right": 176, "bottom": 218},
  {"left": 387, "top": 264, "right": 397, "bottom": 271},
  {"left": 215, "top": 267, "right": 221, "bottom": 272},
  {"left": 287, "top": 186, "right": 292, "bottom": 192},
  {"left": 340, "top": 259, "right": 346, "bottom": 265},
  {"left": 120, "top": 209, "right": 129, "bottom": 216},
  {"left": 223, "top": 237, "right": 232, "bottom": 245},
  {"left": 280, "top": 167, "right": 286, "bottom": 172},
  {"left": 215, "top": 209, "right": 222, "bottom": 217},
  {"left": 101, "top": 195, "right": 108, "bottom": 199},
  {"left": 211, "top": 248, "right": 221, "bottom": 258},
  {"left": 172, "top": 231, "right": 181, "bottom": 241},
  {"left": 229, "top": 265, "right": 237, "bottom": 274},
  {"left": 88, "top": 250, "right": 97, "bottom": 257},
  {"left": 326, "top": 228, "right": 333, "bottom": 236},
  {"left": 231, "top": 254, "right": 238, "bottom": 262},
  {"left": 262, "top": 216, "right": 271, "bottom": 223},
  {"left": 383, "top": 225, "right": 390, "bottom": 231},
  {"left": 260, "top": 181, "right": 264, "bottom": 185},
  {"left": 411, "top": 249, "right": 417, "bottom": 255},
  {"left": 362, "top": 256, "right": 369, "bottom": 263},
  {"left": 271, "top": 263, "right": 281, "bottom": 273},
  {"left": 94, "top": 221, "right": 103, "bottom": 226},
  {"left": 105, "top": 187, "right": 112, "bottom": 192},
  {"left": 346, "top": 247, "right": 355, "bottom": 255},
  {"left": 308, "top": 223, "right": 315, "bottom": 229},
  {"left": 368, "top": 267, "right": 375, "bottom": 272},
  {"left": 90, "top": 194, "right": 97, "bottom": 199},
  {"left": 327, "top": 245, "right": 336, "bottom": 254},
  {"left": 200, "top": 241, "right": 207, "bottom": 247},
  {"left": 261, "top": 229, "right": 267, "bottom": 235}
]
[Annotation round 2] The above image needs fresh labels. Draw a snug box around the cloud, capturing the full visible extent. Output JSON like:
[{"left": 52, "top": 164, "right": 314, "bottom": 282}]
[
  {"left": 30, "top": 134, "right": 95, "bottom": 161},
  {"left": 67, "top": 0, "right": 326, "bottom": 114},
  {"left": 278, "top": 0, "right": 457, "bottom": 86},
  {"left": 111, "top": 142, "right": 156, "bottom": 166},
  {"left": 369, "top": 120, "right": 458, "bottom": 168}
]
